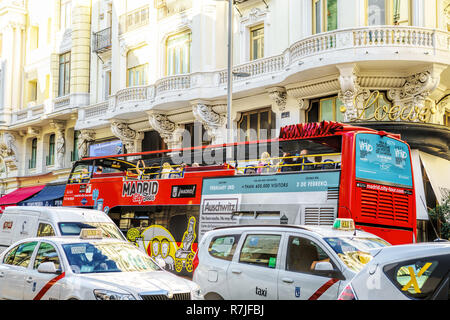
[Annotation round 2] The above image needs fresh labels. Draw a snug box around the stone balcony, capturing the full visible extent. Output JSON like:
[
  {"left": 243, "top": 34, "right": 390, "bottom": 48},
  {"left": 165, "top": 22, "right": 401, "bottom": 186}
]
[
  {"left": 76, "top": 26, "right": 450, "bottom": 129},
  {"left": 9, "top": 93, "right": 89, "bottom": 129}
]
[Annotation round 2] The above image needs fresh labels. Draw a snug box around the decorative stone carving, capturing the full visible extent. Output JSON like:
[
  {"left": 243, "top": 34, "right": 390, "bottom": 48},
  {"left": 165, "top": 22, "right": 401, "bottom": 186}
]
[
  {"left": 77, "top": 129, "right": 96, "bottom": 159},
  {"left": 111, "top": 121, "right": 143, "bottom": 154},
  {"left": 0, "top": 132, "right": 19, "bottom": 172},
  {"left": 192, "top": 103, "right": 226, "bottom": 142},
  {"left": 337, "top": 64, "right": 360, "bottom": 122},
  {"left": 148, "top": 112, "right": 180, "bottom": 147},
  {"left": 27, "top": 127, "right": 41, "bottom": 137},
  {"left": 267, "top": 87, "right": 287, "bottom": 112},
  {"left": 111, "top": 121, "right": 137, "bottom": 140},
  {"left": 297, "top": 98, "right": 309, "bottom": 111},
  {"left": 387, "top": 71, "right": 440, "bottom": 108},
  {"left": 51, "top": 121, "right": 66, "bottom": 169}
]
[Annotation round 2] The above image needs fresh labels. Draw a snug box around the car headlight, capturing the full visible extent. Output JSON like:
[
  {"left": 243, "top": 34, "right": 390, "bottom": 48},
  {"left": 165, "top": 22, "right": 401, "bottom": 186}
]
[
  {"left": 93, "top": 289, "right": 136, "bottom": 300},
  {"left": 191, "top": 286, "right": 204, "bottom": 300}
]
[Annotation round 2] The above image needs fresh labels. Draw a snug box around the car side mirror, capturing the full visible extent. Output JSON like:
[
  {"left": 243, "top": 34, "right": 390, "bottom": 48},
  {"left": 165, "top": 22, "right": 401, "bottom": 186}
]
[
  {"left": 37, "top": 262, "right": 59, "bottom": 274},
  {"left": 314, "top": 261, "right": 334, "bottom": 272},
  {"left": 314, "top": 262, "right": 346, "bottom": 280},
  {"left": 155, "top": 257, "right": 166, "bottom": 269}
]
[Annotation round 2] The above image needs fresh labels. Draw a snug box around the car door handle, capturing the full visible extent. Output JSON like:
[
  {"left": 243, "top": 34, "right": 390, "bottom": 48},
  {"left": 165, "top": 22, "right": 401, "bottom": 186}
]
[
  {"left": 231, "top": 269, "right": 242, "bottom": 275},
  {"left": 0, "top": 272, "right": 4, "bottom": 278},
  {"left": 26, "top": 277, "right": 34, "bottom": 284},
  {"left": 281, "top": 277, "right": 294, "bottom": 284}
]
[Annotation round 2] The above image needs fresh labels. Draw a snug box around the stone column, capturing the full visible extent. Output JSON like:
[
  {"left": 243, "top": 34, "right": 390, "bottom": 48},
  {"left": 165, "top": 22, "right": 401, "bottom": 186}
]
[{"left": 71, "top": 0, "right": 92, "bottom": 96}]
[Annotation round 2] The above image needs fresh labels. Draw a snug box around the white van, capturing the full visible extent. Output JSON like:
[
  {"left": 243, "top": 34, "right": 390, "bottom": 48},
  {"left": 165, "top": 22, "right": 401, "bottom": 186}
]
[{"left": 0, "top": 206, "right": 126, "bottom": 254}]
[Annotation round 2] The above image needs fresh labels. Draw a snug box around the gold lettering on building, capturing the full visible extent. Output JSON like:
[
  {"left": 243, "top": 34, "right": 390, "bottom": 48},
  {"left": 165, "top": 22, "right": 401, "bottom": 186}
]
[{"left": 344, "top": 91, "right": 435, "bottom": 123}]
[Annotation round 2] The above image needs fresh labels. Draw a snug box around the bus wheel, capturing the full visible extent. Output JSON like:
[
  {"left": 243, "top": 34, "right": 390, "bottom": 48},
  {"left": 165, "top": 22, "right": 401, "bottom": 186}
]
[{"left": 185, "top": 253, "right": 194, "bottom": 272}]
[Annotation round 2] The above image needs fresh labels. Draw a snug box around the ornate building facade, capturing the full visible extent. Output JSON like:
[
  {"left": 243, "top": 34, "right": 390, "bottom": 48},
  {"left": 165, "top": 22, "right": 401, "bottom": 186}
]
[{"left": 0, "top": 0, "right": 91, "bottom": 192}]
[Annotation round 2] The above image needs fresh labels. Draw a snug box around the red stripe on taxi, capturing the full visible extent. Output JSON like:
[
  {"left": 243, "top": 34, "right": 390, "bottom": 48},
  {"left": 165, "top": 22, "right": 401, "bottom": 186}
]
[
  {"left": 308, "top": 278, "right": 340, "bottom": 300},
  {"left": 33, "top": 272, "right": 66, "bottom": 300}
]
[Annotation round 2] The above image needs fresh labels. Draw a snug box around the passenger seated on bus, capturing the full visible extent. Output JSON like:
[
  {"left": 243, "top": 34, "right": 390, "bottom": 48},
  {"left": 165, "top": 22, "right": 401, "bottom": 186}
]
[
  {"left": 244, "top": 165, "right": 257, "bottom": 174},
  {"left": 192, "top": 162, "right": 200, "bottom": 167},
  {"left": 81, "top": 168, "right": 90, "bottom": 180},
  {"left": 279, "top": 153, "right": 295, "bottom": 172},
  {"left": 169, "top": 163, "right": 186, "bottom": 178},
  {"left": 314, "top": 156, "right": 323, "bottom": 170},
  {"left": 322, "top": 159, "right": 336, "bottom": 170},
  {"left": 95, "top": 166, "right": 103, "bottom": 174},
  {"left": 136, "top": 160, "right": 146, "bottom": 179},
  {"left": 297, "top": 149, "right": 313, "bottom": 171},
  {"left": 257, "top": 152, "right": 272, "bottom": 174},
  {"left": 160, "top": 162, "right": 172, "bottom": 179}
]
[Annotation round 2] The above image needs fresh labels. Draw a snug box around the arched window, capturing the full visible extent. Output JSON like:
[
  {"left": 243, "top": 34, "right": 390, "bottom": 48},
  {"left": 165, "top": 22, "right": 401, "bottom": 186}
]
[
  {"left": 166, "top": 30, "right": 191, "bottom": 76},
  {"left": 127, "top": 45, "right": 149, "bottom": 87}
]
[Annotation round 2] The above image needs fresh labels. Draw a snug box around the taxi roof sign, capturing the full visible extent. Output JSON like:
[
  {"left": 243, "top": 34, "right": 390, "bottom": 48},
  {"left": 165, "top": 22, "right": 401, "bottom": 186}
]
[
  {"left": 80, "top": 228, "right": 103, "bottom": 239},
  {"left": 333, "top": 218, "right": 355, "bottom": 231}
]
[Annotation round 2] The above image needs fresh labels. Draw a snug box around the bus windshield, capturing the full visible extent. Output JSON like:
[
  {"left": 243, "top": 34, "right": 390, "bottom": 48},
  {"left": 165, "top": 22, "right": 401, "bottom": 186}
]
[{"left": 355, "top": 133, "right": 413, "bottom": 188}]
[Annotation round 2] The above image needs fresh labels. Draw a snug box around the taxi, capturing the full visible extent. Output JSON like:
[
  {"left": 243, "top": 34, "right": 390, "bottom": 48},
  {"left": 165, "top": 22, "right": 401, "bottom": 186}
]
[
  {"left": 193, "top": 219, "right": 390, "bottom": 300},
  {"left": 0, "top": 229, "right": 203, "bottom": 300},
  {"left": 338, "top": 242, "right": 450, "bottom": 300}
]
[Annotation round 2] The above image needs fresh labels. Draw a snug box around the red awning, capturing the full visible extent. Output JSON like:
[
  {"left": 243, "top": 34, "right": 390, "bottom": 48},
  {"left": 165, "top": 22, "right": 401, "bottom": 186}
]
[{"left": 0, "top": 185, "right": 46, "bottom": 206}]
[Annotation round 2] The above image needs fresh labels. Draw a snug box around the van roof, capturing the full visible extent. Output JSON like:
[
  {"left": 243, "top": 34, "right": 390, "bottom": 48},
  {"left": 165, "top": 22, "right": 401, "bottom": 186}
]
[{"left": 2, "top": 206, "right": 111, "bottom": 223}]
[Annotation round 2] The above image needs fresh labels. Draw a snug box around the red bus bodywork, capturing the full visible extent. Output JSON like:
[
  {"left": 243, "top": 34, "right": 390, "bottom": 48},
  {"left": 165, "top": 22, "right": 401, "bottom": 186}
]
[{"left": 63, "top": 122, "right": 416, "bottom": 248}]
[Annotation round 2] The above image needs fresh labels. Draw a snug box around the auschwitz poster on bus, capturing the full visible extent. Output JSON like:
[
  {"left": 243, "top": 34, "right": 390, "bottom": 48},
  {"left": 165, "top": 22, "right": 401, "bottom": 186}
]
[{"left": 199, "top": 172, "right": 340, "bottom": 237}]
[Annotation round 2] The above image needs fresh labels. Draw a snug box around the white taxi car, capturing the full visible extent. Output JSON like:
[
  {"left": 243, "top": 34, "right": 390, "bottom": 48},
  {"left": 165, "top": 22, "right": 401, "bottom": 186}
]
[
  {"left": 0, "top": 229, "right": 203, "bottom": 300},
  {"left": 193, "top": 219, "right": 390, "bottom": 300},
  {"left": 338, "top": 242, "right": 450, "bottom": 300}
]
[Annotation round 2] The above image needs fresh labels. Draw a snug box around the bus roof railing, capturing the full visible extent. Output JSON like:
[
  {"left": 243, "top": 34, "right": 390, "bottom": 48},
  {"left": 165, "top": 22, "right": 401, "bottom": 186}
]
[{"left": 80, "top": 121, "right": 395, "bottom": 162}]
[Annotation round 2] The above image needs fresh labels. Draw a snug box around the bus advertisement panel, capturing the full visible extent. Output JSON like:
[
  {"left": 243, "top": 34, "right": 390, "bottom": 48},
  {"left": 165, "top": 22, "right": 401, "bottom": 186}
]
[
  {"left": 200, "top": 171, "right": 341, "bottom": 239},
  {"left": 355, "top": 133, "right": 413, "bottom": 188}
]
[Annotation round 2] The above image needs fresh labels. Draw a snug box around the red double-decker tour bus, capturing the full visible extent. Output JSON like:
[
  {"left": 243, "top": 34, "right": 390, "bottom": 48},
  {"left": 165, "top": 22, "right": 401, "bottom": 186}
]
[{"left": 63, "top": 121, "right": 416, "bottom": 277}]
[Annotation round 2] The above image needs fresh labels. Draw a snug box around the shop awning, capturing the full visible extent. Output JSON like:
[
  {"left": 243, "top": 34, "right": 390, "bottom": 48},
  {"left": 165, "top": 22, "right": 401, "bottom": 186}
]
[
  {"left": 419, "top": 151, "right": 450, "bottom": 205},
  {"left": 19, "top": 184, "right": 67, "bottom": 207},
  {"left": 0, "top": 185, "right": 45, "bottom": 207}
]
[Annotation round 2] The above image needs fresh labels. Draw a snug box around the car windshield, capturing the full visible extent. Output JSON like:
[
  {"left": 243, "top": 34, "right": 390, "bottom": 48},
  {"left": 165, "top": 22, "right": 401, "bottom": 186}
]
[
  {"left": 59, "top": 222, "right": 126, "bottom": 241},
  {"left": 324, "top": 237, "right": 390, "bottom": 272},
  {"left": 62, "top": 242, "right": 161, "bottom": 274}
]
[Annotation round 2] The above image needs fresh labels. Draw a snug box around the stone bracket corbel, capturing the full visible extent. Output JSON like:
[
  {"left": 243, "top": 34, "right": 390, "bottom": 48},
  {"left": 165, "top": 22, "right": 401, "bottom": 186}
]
[{"left": 267, "top": 86, "right": 287, "bottom": 112}]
